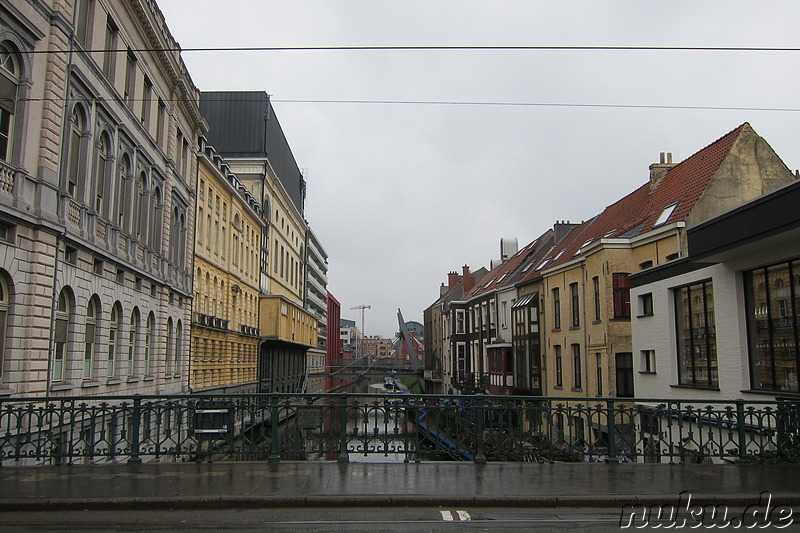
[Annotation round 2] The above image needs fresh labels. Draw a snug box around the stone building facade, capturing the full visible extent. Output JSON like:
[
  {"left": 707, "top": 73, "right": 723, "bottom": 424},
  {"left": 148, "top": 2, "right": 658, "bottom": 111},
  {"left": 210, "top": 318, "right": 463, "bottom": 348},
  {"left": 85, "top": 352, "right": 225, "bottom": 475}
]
[{"left": 0, "top": 0, "right": 204, "bottom": 397}]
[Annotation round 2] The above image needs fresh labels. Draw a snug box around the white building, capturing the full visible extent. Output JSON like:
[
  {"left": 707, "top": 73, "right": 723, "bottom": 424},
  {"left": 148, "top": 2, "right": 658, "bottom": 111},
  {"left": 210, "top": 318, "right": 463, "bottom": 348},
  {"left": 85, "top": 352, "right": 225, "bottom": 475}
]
[{"left": 630, "top": 180, "right": 800, "bottom": 462}]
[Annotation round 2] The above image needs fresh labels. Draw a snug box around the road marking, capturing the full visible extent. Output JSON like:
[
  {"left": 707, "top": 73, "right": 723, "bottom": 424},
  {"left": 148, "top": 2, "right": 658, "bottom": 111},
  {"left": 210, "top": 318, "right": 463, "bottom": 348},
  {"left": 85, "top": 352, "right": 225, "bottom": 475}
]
[{"left": 440, "top": 510, "right": 471, "bottom": 521}]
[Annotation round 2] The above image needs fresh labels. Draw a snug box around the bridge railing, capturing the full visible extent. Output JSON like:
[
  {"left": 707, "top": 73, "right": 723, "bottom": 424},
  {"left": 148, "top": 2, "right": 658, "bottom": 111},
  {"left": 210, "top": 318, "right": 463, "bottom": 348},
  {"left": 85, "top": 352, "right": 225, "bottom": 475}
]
[{"left": 0, "top": 394, "right": 797, "bottom": 465}]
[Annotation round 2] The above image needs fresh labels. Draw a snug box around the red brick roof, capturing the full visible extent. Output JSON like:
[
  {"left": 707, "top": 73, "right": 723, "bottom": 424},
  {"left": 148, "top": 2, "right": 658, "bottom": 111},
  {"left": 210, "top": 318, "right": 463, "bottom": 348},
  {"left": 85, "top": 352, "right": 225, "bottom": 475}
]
[{"left": 542, "top": 122, "right": 749, "bottom": 271}]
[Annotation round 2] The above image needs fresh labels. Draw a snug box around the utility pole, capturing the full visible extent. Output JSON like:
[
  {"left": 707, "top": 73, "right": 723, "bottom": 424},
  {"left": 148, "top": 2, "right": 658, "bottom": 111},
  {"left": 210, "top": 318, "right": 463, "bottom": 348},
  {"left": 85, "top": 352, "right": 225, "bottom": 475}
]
[{"left": 350, "top": 304, "right": 371, "bottom": 360}]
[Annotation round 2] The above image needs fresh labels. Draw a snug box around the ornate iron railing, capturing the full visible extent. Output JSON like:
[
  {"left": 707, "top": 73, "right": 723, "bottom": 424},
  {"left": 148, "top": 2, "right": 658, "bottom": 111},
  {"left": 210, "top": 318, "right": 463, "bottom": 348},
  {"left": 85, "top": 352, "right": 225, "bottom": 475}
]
[{"left": 0, "top": 394, "right": 797, "bottom": 465}]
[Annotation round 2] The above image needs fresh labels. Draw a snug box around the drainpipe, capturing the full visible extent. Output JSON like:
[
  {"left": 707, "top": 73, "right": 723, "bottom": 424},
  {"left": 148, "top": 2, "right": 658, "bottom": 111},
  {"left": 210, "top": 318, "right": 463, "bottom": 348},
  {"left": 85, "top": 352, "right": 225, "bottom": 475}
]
[
  {"left": 46, "top": 231, "right": 65, "bottom": 393},
  {"left": 581, "top": 262, "right": 590, "bottom": 397}
]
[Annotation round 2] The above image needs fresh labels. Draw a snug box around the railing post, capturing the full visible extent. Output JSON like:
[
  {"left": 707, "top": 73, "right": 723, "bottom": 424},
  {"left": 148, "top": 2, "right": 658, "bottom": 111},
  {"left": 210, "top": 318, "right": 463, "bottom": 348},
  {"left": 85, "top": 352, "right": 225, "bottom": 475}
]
[
  {"left": 474, "top": 395, "right": 486, "bottom": 463},
  {"left": 337, "top": 395, "right": 349, "bottom": 463},
  {"left": 606, "top": 399, "right": 618, "bottom": 464},
  {"left": 736, "top": 399, "right": 747, "bottom": 461},
  {"left": 127, "top": 395, "right": 142, "bottom": 465},
  {"left": 268, "top": 394, "right": 281, "bottom": 463}
]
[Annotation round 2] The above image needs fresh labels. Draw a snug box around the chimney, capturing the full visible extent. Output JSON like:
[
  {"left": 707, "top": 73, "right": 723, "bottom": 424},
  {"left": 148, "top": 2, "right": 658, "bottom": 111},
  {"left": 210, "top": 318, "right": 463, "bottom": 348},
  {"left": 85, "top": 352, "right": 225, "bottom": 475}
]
[
  {"left": 447, "top": 271, "right": 459, "bottom": 289},
  {"left": 649, "top": 152, "right": 677, "bottom": 191},
  {"left": 440, "top": 283, "right": 448, "bottom": 297},
  {"left": 554, "top": 220, "right": 578, "bottom": 243},
  {"left": 462, "top": 265, "right": 475, "bottom": 292}
]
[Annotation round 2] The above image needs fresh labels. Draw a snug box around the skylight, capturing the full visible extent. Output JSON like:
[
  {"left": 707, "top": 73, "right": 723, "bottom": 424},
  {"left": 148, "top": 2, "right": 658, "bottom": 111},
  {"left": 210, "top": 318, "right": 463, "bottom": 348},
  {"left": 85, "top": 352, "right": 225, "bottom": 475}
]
[{"left": 654, "top": 202, "right": 679, "bottom": 227}]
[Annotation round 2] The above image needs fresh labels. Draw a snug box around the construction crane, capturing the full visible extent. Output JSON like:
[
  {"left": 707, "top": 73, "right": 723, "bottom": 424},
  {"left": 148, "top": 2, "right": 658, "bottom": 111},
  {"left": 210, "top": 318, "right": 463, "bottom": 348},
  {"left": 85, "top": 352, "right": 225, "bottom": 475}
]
[{"left": 350, "top": 304, "right": 371, "bottom": 360}]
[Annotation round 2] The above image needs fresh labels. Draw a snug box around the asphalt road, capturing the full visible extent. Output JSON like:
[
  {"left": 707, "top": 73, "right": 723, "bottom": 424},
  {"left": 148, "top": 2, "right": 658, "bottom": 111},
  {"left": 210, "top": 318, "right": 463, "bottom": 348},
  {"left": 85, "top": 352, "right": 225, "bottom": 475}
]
[{"left": 1, "top": 507, "right": 632, "bottom": 532}]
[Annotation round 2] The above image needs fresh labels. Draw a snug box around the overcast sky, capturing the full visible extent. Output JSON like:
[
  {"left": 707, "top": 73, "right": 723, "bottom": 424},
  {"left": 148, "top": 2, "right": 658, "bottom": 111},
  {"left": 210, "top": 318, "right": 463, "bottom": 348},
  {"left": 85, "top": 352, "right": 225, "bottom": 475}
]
[{"left": 158, "top": 1, "right": 800, "bottom": 338}]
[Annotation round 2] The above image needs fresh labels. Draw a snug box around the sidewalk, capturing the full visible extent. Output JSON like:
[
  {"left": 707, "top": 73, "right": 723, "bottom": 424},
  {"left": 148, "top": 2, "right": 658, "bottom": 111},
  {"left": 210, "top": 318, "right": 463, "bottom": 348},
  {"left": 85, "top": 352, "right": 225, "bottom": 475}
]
[{"left": 1, "top": 461, "right": 799, "bottom": 510}]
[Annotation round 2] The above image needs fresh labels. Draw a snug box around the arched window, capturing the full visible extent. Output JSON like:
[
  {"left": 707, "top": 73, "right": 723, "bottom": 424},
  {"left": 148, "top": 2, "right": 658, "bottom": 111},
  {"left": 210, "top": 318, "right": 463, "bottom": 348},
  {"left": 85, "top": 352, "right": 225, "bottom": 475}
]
[
  {"left": 150, "top": 187, "right": 163, "bottom": 252},
  {"left": 116, "top": 153, "right": 131, "bottom": 229},
  {"left": 165, "top": 317, "right": 174, "bottom": 375},
  {"left": 53, "top": 289, "right": 71, "bottom": 381},
  {"left": 127, "top": 308, "right": 139, "bottom": 375},
  {"left": 175, "top": 320, "right": 183, "bottom": 374},
  {"left": 83, "top": 297, "right": 100, "bottom": 379},
  {"left": 94, "top": 132, "right": 111, "bottom": 215},
  {"left": 0, "top": 275, "right": 9, "bottom": 381},
  {"left": 134, "top": 172, "right": 147, "bottom": 241},
  {"left": 0, "top": 42, "right": 20, "bottom": 163},
  {"left": 144, "top": 312, "right": 155, "bottom": 375},
  {"left": 107, "top": 303, "right": 120, "bottom": 377},
  {"left": 67, "top": 105, "right": 87, "bottom": 199}
]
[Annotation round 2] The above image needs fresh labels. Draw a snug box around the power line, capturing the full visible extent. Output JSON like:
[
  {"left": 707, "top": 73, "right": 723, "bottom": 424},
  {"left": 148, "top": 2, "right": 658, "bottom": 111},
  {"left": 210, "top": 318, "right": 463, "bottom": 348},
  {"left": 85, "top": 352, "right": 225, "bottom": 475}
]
[
  {"left": 31, "top": 44, "right": 800, "bottom": 55},
  {"left": 14, "top": 96, "right": 799, "bottom": 113}
]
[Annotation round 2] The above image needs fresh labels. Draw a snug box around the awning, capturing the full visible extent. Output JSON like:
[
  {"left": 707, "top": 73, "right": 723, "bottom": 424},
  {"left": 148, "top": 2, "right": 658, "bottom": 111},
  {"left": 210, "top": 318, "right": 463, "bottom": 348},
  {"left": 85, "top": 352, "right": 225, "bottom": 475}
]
[{"left": 512, "top": 291, "right": 538, "bottom": 309}]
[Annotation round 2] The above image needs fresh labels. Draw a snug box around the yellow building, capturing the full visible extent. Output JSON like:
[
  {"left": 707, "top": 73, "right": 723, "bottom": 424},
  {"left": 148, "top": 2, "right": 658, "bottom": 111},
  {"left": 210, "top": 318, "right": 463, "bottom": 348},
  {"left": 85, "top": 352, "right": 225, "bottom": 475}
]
[
  {"left": 537, "top": 124, "right": 796, "bottom": 404},
  {"left": 190, "top": 138, "right": 262, "bottom": 393}
]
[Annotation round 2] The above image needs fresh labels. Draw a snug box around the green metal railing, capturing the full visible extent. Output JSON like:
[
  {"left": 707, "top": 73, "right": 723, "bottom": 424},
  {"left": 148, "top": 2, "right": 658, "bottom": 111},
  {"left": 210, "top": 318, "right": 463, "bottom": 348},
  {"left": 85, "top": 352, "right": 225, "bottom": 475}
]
[{"left": 0, "top": 394, "right": 797, "bottom": 465}]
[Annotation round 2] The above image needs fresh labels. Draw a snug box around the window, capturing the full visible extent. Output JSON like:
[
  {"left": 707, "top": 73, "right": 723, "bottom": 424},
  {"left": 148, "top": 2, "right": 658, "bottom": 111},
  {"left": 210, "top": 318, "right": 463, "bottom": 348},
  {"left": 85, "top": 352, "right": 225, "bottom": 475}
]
[
  {"left": 151, "top": 187, "right": 163, "bottom": 251},
  {"left": 640, "top": 350, "right": 656, "bottom": 373},
  {"left": 53, "top": 289, "right": 70, "bottom": 382},
  {"left": 134, "top": 173, "right": 147, "bottom": 240},
  {"left": 141, "top": 76, "right": 152, "bottom": 128},
  {"left": 0, "top": 276, "right": 9, "bottom": 381},
  {"left": 94, "top": 132, "right": 110, "bottom": 214},
  {"left": 615, "top": 352, "right": 634, "bottom": 397},
  {"left": 0, "top": 42, "right": 20, "bottom": 163},
  {"left": 156, "top": 98, "right": 166, "bottom": 147},
  {"left": 639, "top": 293, "right": 654, "bottom": 317},
  {"left": 572, "top": 344, "right": 581, "bottom": 389},
  {"left": 116, "top": 154, "right": 131, "bottom": 229},
  {"left": 144, "top": 313, "right": 154, "bottom": 375},
  {"left": 612, "top": 273, "right": 631, "bottom": 319},
  {"left": 745, "top": 261, "right": 800, "bottom": 392},
  {"left": 75, "top": 0, "right": 92, "bottom": 45},
  {"left": 675, "top": 280, "right": 717, "bottom": 388},
  {"left": 552, "top": 288, "right": 561, "bottom": 329},
  {"left": 174, "top": 320, "right": 182, "bottom": 374},
  {"left": 123, "top": 48, "right": 136, "bottom": 106},
  {"left": 639, "top": 260, "right": 654, "bottom": 270},
  {"left": 654, "top": 202, "right": 678, "bottom": 227},
  {"left": 165, "top": 317, "right": 173, "bottom": 375},
  {"left": 456, "top": 342, "right": 466, "bottom": 376},
  {"left": 102, "top": 17, "right": 118, "bottom": 80},
  {"left": 596, "top": 353, "right": 602, "bottom": 396},
  {"left": 592, "top": 276, "right": 600, "bottom": 322},
  {"left": 452, "top": 309, "right": 464, "bottom": 334},
  {"left": 67, "top": 106, "right": 86, "bottom": 198},
  {"left": 570, "top": 282, "right": 579, "bottom": 327},
  {"left": 83, "top": 298, "right": 98, "bottom": 379},
  {"left": 108, "top": 304, "right": 119, "bottom": 377},
  {"left": 554, "top": 345, "right": 562, "bottom": 387},
  {"left": 128, "top": 310, "right": 139, "bottom": 376}
]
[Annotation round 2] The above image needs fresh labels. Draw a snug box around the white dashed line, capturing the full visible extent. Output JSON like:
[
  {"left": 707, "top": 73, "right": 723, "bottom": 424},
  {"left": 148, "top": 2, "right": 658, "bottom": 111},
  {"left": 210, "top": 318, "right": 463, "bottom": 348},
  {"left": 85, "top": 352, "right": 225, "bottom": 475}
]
[
  {"left": 456, "top": 510, "right": 471, "bottom": 521},
  {"left": 440, "top": 510, "right": 454, "bottom": 521}
]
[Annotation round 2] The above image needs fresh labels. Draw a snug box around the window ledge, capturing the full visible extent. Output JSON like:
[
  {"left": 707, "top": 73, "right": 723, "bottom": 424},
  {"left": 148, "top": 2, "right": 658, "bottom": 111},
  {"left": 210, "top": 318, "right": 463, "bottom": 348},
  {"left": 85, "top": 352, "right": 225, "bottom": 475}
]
[
  {"left": 106, "top": 379, "right": 121, "bottom": 386},
  {"left": 638, "top": 371, "right": 657, "bottom": 375},
  {"left": 610, "top": 317, "right": 631, "bottom": 322},
  {"left": 143, "top": 376, "right": 155, "bottom": 382},
  {"left": 81, "top": 380, "right": 101, "bottom": 388},
  {"left": 636, "top": 313, "right": 654, "bottom": 318},
  {"left": 571, "top": 387, "right": 583, "bottom": 393},
  {"left": 569, "top": 326, "right": 581, "bottom": 331},
  {"left": 669, "top": 383, "right": 720, "bottom": 392},
  {"left": 49, "top": 383, "right": 73, "bottom": 392},
  {"left": 592, "top": 320, "right": 602, "bottom": 325},
  {"left": 0, "top": 389, "right": 14, "bottom": 397},
  {"left": 126, "top": 377, "right": 139, "bottom": 383},
  {"left": 551, "top": 328, "right": 561, "bottom": 333},
  {"left": 553, "top": 386, "right": 563, "bottom": 390},
  {"left": 740, "top": 389, "right": 800, "bottom": 398}
]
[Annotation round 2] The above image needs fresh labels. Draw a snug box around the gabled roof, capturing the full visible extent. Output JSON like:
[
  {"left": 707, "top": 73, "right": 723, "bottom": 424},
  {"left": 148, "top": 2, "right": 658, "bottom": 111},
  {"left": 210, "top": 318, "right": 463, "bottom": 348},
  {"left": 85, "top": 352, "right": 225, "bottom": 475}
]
[
  {"left": 543, "top": 122, "right": 749, "bottom": 271},
  {"left": 464, "top": 229, "right": 555, "bottom": 300}
]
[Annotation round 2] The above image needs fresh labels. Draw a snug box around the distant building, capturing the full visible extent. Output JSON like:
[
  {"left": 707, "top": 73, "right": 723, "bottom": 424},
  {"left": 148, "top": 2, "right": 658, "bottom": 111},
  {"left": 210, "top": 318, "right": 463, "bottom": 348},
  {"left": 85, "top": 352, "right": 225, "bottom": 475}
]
[{"left": 304, "top": 228, "right": 328, "bottom": 392}]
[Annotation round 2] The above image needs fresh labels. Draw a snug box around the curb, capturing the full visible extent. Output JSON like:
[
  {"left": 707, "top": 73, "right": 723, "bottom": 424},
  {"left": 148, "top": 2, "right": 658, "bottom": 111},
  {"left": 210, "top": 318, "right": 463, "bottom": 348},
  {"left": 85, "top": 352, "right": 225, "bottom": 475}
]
[{"left": 3, "top": 493, "right": 800, "bottom": 511}]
